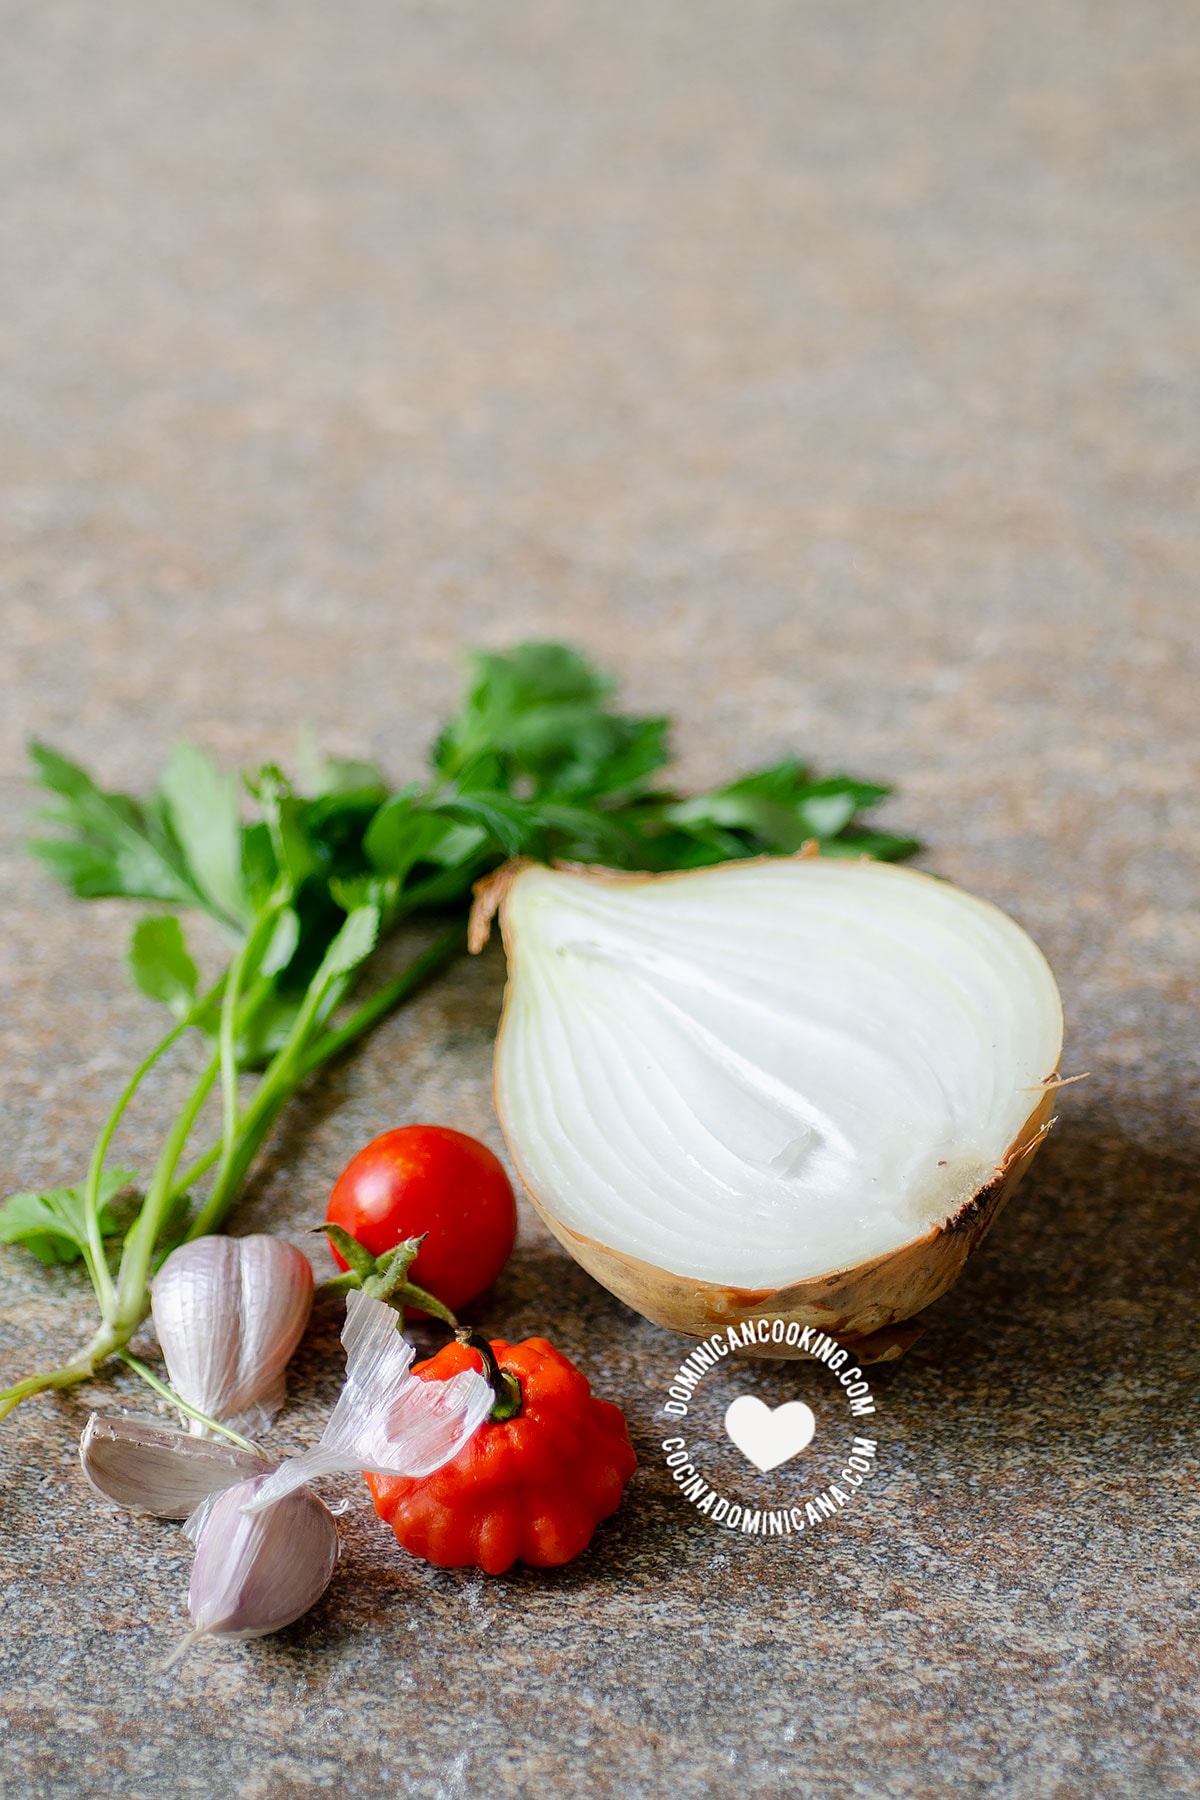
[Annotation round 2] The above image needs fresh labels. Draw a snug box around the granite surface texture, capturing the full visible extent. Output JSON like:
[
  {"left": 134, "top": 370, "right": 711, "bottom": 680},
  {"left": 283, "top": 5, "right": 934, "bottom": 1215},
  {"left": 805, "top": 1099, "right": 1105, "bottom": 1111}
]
[{"left": 0, "top": 2, "right": 1197, "bottom": 1796}]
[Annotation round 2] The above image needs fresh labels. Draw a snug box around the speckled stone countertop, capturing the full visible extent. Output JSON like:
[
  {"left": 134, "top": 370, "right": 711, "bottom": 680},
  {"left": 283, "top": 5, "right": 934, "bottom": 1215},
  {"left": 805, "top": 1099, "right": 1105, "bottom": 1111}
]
[{"left": 1, "top": 3, "right": 1197, "bottom": 1796}]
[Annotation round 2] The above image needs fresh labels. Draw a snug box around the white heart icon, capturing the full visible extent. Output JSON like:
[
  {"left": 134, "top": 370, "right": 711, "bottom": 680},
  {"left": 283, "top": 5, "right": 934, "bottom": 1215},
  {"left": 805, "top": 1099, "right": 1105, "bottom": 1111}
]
[{"left": 724, "top": 1395, "right": 816, "bottom": 1472}]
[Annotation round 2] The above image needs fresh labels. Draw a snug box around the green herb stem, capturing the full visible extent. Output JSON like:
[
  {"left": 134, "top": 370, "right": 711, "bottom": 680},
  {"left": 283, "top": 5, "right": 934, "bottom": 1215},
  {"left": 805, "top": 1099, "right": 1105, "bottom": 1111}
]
[
  {"left": 181, "top": 1084, "right": 288, "bottom": 1242},
  {"left": 0, "top": 1321, "right": 122, "bottom": 1419},
  {"left": 160, "top": 970, "right": 280, "bottom": 1209},
  {"left": 116, "top": 1352, "right": 268, "bottom": 1456},
  {"left": 212, "top": 904, "right": 285, "bottom": 1215},
  {"left": 84, "top": 979, "right": 228, "bottom": 1322},
  {"left": 5, "top": 641, "right": 920, "bottom": 1425},
  {"left": 182, "top": 925, "right": 465, "bottom": 1242},
  {"left": 184, "top": 979, "right": 330, "bottom": 1242},
  {"left": 85, "top": 1025, "right": 188, "bottom": 1315},
  {"left": 166, "top": 1139, "right": 223, "bottom": 1209},
  {"left": 114, "top": 1045, "right": 221, "bottom": 1326},
  {"left": 298, "top": 921, "right": 466, "bottom": 1077}
]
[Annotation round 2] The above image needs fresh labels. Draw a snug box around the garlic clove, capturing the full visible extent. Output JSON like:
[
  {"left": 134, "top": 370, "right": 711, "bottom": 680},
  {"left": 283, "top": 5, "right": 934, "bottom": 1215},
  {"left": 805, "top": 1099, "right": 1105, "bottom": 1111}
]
[
  {"left": 176, "top": 1475, "right": 339, "bottom": 1654},
  {"left": 472, "top": 855, "right": 1065, "bottom": 1357},
  {"left": 152, "top": 1236, "right": 241, "bottom": 1428},
  {"left": 151, "top": 1234, "right": 314, "bottom": 1437},
  {"left": 230, "top": 1236, "right": 315, "bottom": 1430},
  {"left": 241, "top": 1289, "right": 492, "bottom": 1513},
  {"left": 79, "top": 1413, "right": 268, "bottom": 1518}
]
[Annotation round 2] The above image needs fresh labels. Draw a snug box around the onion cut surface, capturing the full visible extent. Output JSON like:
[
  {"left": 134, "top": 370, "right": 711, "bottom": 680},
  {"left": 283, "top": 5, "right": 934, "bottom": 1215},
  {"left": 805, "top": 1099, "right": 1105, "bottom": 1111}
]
[{"left": 473, "top": 856, "right": 1063, "bottom": 1357}]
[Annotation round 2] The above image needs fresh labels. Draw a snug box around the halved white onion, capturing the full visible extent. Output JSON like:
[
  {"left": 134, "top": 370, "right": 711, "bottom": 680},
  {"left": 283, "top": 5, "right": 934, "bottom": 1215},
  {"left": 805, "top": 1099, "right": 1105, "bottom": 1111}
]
[{"left": 471, "top": 854, "right": 1063, "bottom": 1359}]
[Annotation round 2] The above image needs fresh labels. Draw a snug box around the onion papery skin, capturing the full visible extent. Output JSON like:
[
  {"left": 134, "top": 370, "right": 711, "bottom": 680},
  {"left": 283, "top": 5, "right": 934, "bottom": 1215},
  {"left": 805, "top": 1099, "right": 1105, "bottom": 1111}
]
[{"left": 473, "top": 856, "right": 1063, "bottom": 1363}]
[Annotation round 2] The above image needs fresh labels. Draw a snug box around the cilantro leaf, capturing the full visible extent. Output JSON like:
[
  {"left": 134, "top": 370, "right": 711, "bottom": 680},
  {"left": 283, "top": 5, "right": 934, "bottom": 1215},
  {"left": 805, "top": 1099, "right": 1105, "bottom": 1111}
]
[
  {"left": 572, "top": 715, "right": 671, "bottom": 802},
  {"left": 296, "top": 726, "right": 388, "bottom": 804},
  {"left": 432, "top": 642, "right": 671, "bottom": 802},
  {"left": 28, "top": 653, "right": 918, "bottom": 1087},
  {"left": 159, "top": 743, "right": 249, "bottom": 929},
  {"left": 313, "top": 904, "right": 381, "bottom": 987},
  {"left": 818, "top": 829, "right": 922, "bottom": 861},
  {"left": 534, "top": 801, "right": 642, "bottom": 864},
  {"left": 128, "top": 915, "right": 199, "bottom": 1018},
  {"left": 247, "top": 765, "right": 321, "bottom": 891},
  {"left": 259, "top": 906, "right": 301, "bottom": 978},
  {"left": 28, "top": 743, "right": 203, "bottom": 908},
  {"left": 440, "top": 792, "right": 544, "bottom": 858},
  {"left": 0, "top": 1169, "right": 138, "bottom": 1266},
  {"left": 628, "top": 760, "right": 911, "bottom": 867},
  {"left": 435, "top": 644, "right": 613, "bottom": 784},
  {"left": 9, "top": 642, "right": 920, "bottom": 1405},
  {"left": 363, "top": 791, "right": 455, "bottom": 885}
]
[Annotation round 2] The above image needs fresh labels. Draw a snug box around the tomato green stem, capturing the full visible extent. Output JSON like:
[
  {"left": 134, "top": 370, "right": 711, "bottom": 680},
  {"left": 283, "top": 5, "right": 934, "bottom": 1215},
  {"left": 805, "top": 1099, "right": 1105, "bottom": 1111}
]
[
  {"left": 317, "top": 1226, "right": 458, "bottom": 1327},
  {"left": 317, "top": 1271, "right": 361, "bottom": 1297},
  {"left": 319, "top": 1222, "right": 381, "bottom": 1282}
]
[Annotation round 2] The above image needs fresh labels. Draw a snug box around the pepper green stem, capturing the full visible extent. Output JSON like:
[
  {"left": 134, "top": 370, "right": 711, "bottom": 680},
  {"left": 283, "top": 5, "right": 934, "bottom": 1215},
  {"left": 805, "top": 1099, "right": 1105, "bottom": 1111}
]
[{"left": 458, "top": 1329, "right": 522, "bottom": 1421}]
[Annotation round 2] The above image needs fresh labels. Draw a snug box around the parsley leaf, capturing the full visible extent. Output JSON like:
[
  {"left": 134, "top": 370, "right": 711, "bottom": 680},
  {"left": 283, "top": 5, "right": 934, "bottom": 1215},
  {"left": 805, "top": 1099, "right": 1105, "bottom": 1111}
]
[
  {"left": 0, "top": 1169, "right": 139, "bottom": 1266},
  {"left": 1, "top": 641, "right": 924, "bottom": 1425},
  {"left": 128, "top": 915, "right": 200, "bottom": 1019},
  {"left": 28, "top": 743, "right": 203, "bottom": 909},
  {"left": 159, "top": 743, "right": 249, "bottom": 930},
  {"left": 9, "top": 641, "right": 918, "bottom": 1381},
  {"left": 26, "top": 648, "right": 917, "bottom": 1075},
  {"left": 432, "top": 643, "right": 671, "bottom": 803},
  {"left": 634, "top": 760, "right": 916, "bottom": 866}
]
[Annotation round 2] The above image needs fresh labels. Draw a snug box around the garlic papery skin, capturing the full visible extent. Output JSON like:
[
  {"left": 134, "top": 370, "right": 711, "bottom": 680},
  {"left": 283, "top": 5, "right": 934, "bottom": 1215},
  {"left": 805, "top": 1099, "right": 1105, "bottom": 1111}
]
[
  {"left": 176, "top": 1476, "right": 339, "bottom": 1653},
  {"left": 80, "top": 1413, "right": 267, "bottom": 1519},
  {"left": 241, "top": 1290, "right": 492, "bottom": 1513},
  {"left": 151, "top": 1234, "right": 314, "bottom": 1438},
  {"left": 472, "top": 855, "right": 1064, "bottom": 1360}
]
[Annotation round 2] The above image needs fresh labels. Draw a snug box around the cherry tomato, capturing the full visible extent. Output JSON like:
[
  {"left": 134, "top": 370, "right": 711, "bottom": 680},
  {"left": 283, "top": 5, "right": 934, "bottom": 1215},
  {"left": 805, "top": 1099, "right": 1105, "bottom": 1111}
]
[{"left": 326, "top": 1125, "right": 517, "bottom": 1314}]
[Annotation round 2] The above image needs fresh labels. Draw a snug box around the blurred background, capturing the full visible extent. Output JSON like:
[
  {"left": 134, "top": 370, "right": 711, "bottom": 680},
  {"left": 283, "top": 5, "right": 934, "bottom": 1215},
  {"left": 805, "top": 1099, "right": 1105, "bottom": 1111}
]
[
  {"left": 1, "top": 4, "right": 1196, "bottom": 1796},
  {"left": 3, "top": 0, "right": 1196, "bottom": 1154}
]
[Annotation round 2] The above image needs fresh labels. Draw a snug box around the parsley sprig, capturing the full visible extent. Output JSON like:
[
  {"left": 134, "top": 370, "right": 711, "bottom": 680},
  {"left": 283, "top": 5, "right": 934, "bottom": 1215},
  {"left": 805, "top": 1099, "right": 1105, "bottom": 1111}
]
[{"left": 0, "top": 642, "right": 916, "bottom": 1418}]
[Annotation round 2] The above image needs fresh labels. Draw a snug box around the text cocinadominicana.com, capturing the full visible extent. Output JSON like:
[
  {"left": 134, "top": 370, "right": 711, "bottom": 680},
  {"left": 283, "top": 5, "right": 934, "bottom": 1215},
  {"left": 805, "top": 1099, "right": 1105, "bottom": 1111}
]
[{"left": 661, "top": 1436, "right": 879, "bottom": 1534}]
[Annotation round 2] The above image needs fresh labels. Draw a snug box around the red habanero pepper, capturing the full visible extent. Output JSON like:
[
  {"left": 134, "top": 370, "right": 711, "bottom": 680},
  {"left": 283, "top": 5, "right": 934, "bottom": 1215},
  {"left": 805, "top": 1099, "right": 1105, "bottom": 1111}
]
[{"left": 366, "top": 1334, "right": 636, "bottom": 1575}]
